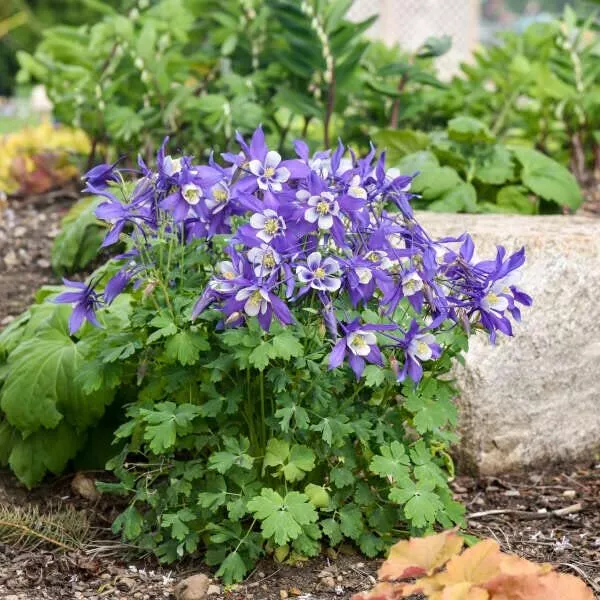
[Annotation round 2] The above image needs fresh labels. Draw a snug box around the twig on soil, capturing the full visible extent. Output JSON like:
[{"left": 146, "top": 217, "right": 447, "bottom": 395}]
[{"left": 468, "top": 503, "right": 583, "bottom": 521}]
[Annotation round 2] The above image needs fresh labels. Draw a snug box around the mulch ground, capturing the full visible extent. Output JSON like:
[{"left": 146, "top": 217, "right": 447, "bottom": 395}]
[
  {"left": 0, "top": 463, "right": 598, "bottom": 600},
  {"left": 1, "top": 191, "right": 599, "bottom": 599}
]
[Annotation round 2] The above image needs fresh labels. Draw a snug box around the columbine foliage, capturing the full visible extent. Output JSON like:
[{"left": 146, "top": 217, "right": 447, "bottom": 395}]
[{"left": 0, "top": 128, "right": 529, "bottom": 582}]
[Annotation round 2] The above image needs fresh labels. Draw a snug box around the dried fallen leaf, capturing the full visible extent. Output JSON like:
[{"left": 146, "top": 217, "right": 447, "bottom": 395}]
[
  {"left": 71, "top": 472, "right": 101, "bottom": 501},
  {"left": 379, "top": 529, "right": 464, "bottom": 581},
  {"left": 485, "top": 571, "right": 595, "bottom": 600},
  {"left": 435, "top": 539, "right": 503, "bottom": 589}
]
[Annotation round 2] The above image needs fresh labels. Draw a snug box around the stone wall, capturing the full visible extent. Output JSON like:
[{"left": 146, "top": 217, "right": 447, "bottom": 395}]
[{"left": 419, "top": 213, "right": 600, "bottom": 474}]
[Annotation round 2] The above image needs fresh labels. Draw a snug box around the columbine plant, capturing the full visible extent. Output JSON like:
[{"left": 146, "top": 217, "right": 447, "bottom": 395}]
[{"left": 46, "top": 126, "right": 530, "bottom": 582}]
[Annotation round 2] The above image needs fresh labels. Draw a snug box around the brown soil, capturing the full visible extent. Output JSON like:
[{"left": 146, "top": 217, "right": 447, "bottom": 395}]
[
  {"left": 0, "top": 462, "right": 598, "bottom": 600},
  {"left": 0, "top": 194, "right": 72, "bottom": 325}
]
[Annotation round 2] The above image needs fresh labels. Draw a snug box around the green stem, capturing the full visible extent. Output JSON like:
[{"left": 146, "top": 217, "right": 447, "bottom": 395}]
[
  {"left": 491, "top": 88, "right": 520, "bottom": 137},
  {"left": 260, "top": 369, "right": 266, "bottom": 449}
]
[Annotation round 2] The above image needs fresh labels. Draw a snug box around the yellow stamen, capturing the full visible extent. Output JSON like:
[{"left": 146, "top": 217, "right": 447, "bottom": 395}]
[
  {"left": 417, "top": 341, "right": 429, "bottom": 355},
  {"left": 315, "top": 267, "right": 326, "bottom": 279},
  {"left": 264, "top": 218, "right": 280, "bottom": 235},
  {"left": 249, "top": 290, "right": 263, "bottom": 306},
  {"left": 213, "top": 189, "right": 228, "bottom": 203},
  {"left": 316, "top": 200, "right": 330, "bottom": 215},
  {"left": 264, "top": 166, "right": 276, "bottom": 178}
]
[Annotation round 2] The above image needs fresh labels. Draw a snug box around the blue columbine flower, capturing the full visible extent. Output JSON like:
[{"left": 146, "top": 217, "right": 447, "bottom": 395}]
[
  {"left": 72, "top": 125, "right": 530, "bottom": 382},
  {"left": 54, "top": 278, "right": 104, "bottom": 334}
]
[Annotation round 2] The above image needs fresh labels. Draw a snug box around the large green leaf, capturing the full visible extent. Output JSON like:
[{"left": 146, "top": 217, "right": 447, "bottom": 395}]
[
  {"left": 372, "top": 129, "right": 430, "bottom": 164},
  {"left": 475, "top": 146, "right": 514, "bottom": 185},
  {"left": 447, "top": 116, "right": 494, "bottom": 144},
  {"left": 0, "top": 305, "right": 114, "bottom": 437},
  {"left": 496, "top": 185, "right": 537, "bottom": 214},
  {"left": 396, "top": 151, "right": 439, "bottom": 174},
  {"left": 411, "top": 166, "right": 462, "bottom": 200},
  {"left": 8, "top": 421, "right": 84, "bottom": 488},
  {"left": 512, "top": 147, "right": 582, "bottom": 210},
  {"left": 428, "top": 182, "right": 477, "bottom": 213}
]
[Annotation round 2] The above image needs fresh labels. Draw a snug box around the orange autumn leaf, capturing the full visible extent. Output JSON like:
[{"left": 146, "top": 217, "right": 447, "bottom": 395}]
[
  {"left": 355, "top": 531, "right": 595, "bottom": 600},
  {"left": 379, "top": 529, "right": 464, "bottom": 581},
  {"left": 353, "top": 581, "right": 408, "bottom": 600},
  {"left": 435, "top": 582, "right": 489, "bottom": 600},
  {"left": 434, "top": 539, "right": 503, "bottom": 589},
  {"left": 485, "top": 571, "right": 595, "bottom": 600},
  {"left": 498, "top": 554, "right": 552, "bottom": 577}
]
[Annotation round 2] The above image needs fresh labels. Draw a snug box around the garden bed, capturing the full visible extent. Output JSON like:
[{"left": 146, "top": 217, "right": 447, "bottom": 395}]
[
  {"left": 1, "top": 193, "right": 599, "bottom": 599},
  {"left": 0, "top": 464, "right": 598, "bottom": 599}
]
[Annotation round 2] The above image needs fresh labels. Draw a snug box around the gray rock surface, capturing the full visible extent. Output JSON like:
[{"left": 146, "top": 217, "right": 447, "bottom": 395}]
[{"left": 418, "top": 213, "right": 600, "bottom": 474}]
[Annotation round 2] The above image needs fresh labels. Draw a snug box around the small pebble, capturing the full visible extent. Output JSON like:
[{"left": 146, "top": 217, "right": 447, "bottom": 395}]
[
  {"left": 563, "top": 489, "right": 577, "bottom": 499},
  {"left": 279, "top": 590, "right": 288, "bottom": 599}
]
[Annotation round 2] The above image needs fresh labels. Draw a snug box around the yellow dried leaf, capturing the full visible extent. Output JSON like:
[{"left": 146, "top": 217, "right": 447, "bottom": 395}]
[
  {"left": 498, "top": 554, "right": 552, "bottom": 577},
  {"left": 379, "top": 529, "right": 464, "bottom": 581},
  {"left": 435, "top": 539, "right": 503, "bottom": 588}
]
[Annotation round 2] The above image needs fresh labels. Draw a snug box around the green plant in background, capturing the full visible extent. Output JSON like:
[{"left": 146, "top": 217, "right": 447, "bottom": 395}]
[
  {"left": 417, "top": 6, "right": 600, "bottom": 181},
  {"left": 373, "top": 116, "right": 582, "bottom": 214},
  {"left": 16, "top": 0, "right": 448, "bottom": 160},
  {"left": 51, "top": 196, "right": 108, "bottom": 274}
]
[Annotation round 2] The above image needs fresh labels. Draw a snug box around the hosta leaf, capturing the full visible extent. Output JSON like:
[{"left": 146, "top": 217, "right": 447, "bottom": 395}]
[
  {"left": 0, "top": 305, "right": 113, "bottom": 437},
  {"left": 8, "top": 421, "right": 84, "bottom": 488},
  {"left": 379, "top": 530, "right": 464, "bottom": 581},
  {"left": 512, "top": 147, "right": 582, "bottom": 210}
]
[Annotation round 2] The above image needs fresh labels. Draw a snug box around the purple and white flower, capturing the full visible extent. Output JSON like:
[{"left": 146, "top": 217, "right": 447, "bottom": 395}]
[
  {"left": 248, "top": 151, "right": 290, "bottom": 192},
  {"left": 296, "top": 252, "right": 341, "bottom": 292},
  {"left": 249, "top": 209, "right": 287, "bottom": 243},
  {"left": 303, "top": 191, "right": 340, "bottom": 230},
  {"left": 248, "top": 244, "right": 281, "bottom": 277}
]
